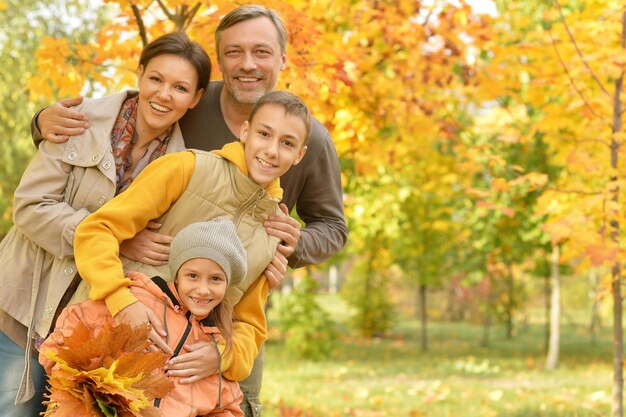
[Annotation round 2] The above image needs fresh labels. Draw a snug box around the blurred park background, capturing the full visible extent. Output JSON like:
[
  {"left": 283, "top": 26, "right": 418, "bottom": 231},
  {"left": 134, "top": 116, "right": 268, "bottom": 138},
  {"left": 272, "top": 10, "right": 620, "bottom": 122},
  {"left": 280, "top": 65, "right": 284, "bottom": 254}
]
[{"left": 2, "top": 0, "right": 625, "bottom": 415}]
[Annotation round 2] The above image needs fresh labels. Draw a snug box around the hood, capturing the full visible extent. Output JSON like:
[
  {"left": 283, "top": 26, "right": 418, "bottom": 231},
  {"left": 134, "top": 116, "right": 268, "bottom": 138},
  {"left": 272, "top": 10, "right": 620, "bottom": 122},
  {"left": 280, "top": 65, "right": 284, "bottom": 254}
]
[{"left": 211, "top": 141, "right": 283, "bottom": 200}]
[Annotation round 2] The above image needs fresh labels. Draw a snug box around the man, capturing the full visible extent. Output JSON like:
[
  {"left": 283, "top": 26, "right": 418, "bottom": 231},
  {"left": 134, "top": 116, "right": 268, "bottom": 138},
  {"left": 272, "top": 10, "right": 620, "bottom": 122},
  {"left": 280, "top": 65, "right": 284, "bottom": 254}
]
[{"left": 33, "top": 5, "right": 347, "bottom": 416}]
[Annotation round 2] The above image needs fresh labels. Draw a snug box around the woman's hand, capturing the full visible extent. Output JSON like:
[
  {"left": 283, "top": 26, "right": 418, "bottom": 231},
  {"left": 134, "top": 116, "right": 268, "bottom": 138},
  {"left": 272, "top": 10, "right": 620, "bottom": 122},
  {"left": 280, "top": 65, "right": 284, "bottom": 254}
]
[{"left": 164, "top": 341, "right": 219, "bottom": 384}]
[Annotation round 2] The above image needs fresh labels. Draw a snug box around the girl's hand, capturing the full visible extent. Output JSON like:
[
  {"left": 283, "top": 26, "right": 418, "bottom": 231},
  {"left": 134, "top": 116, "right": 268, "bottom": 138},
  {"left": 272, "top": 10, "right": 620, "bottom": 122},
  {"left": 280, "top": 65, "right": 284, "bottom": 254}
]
[{"left": 114, "top": 301, "right": 172, "bottom": 354}]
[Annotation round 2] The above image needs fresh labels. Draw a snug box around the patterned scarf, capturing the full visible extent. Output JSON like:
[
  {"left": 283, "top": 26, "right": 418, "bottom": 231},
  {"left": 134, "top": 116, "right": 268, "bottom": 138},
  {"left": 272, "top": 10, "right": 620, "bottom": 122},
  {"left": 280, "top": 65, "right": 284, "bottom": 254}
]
[{"left": 110, "top": 96, "right": 173, "bottom": 194}]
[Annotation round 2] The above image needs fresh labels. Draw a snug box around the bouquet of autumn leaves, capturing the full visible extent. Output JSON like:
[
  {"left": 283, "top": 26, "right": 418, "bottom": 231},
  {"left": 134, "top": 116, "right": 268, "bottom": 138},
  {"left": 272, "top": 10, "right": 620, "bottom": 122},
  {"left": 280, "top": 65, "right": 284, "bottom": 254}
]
[{"left": 39, "top": 320, "right": 174, "bottom": 417}]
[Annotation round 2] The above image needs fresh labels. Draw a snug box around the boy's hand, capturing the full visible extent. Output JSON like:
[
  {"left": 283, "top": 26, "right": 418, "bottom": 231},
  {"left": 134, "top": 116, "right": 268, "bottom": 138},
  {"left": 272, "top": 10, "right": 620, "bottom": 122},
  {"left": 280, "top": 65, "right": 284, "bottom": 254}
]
[
  {"left": 263, "top": 203, "right": 300, "bottom": 289},
  {"left": 114, "top": 301, "right": 172, "bottom": 354},
  {"left": 264, "top": 203, "right": 301, "bottom": 258},
  {"left": 37, "top": 96, "right": 90, "bottom": 143},
  {"left": 119, "top": 221, "right": 172, "bottom": 266},
  {"left": 265, "top": 251, "right": 288, "bottom": 289},
  {"left": 164, "top": 341, "right": 219, "bottom": 383}
]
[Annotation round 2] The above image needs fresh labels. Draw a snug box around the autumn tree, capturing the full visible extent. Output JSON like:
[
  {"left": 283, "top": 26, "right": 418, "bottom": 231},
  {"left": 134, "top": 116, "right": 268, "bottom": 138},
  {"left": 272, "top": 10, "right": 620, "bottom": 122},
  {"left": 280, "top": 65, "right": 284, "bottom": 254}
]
[
  {"left": 24, "top": 1, "right": 498, "bottom": 350},
  {"left": 0, "top": 0, "right": 109, "bottom": 237},
  {"left": 487, "top": 0, "right": 626, "bottom": 414}
]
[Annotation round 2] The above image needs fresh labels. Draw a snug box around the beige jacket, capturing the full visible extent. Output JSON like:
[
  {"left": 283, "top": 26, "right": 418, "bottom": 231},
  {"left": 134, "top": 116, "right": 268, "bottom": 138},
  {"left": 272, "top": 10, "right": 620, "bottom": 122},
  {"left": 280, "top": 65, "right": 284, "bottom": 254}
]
[{"left": 0, "top": 91, "right": 185, "bottom": 403}]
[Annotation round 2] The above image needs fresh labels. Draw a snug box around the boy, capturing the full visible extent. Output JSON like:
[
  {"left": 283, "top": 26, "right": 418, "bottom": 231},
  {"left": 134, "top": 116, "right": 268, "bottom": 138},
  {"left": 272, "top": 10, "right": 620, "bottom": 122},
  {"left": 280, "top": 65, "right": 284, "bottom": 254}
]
[
  {"left": 72, "top": 91, "right": 311, "bottom": 382},
  {"left": 41, "top": 219, "right": 247, "bottom": 416}
]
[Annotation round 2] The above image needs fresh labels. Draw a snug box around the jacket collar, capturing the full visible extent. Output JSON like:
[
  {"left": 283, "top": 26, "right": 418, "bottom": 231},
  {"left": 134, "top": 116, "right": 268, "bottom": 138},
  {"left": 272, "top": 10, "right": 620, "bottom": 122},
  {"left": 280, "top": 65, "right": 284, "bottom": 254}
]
[
  {"left": 63, "top": 91, "right": 133, "bottom": 170},
  {"left": 60, "top": 91, "right": 186, "bottom": 181}
]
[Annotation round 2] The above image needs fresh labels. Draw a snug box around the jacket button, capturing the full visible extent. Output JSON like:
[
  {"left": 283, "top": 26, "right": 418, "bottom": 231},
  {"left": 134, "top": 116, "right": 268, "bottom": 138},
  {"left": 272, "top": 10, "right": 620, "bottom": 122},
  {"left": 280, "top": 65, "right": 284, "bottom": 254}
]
[
  {"left": 98, "top": 196, "right": 107, "bottom": 205},
  {"left": 45, "top": 306, "right": 53, "bottom": 314},
  {"left": 68, "top": 152, "right": 77, "bottom": 161},
  {"left": 92, "top": 153, "right": 100, "bottom": 161},
  {"left": 102, "top": 161, "right": 111, "bottom": 169},
  {"left": 64, "top": 266, "right": 74, "bottom": 275}
]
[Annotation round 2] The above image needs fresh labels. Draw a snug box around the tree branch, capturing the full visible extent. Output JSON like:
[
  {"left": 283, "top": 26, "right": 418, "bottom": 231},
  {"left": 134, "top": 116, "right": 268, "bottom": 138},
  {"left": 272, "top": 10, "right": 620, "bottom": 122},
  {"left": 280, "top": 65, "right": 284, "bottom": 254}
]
[
  {"left": 155, "top": 0, "right": 174, "bottom": 20},
  {"left": 545, "top": 186, "right": 601, "bottom": 196},
  {"left": 545, "top": 133, "right": 611, "bottom": 147},
  {"left": 130, "top": 3, "right": 148, "bottom": 47},
  {"left": 182, "top": 3, "right": 202, "bottom": 32},
  {"left": 553, "top": 0, "right": 611, "bottom": 98},
  {"left": 548, "top": 29, "right": 611, "bottom": 128}
]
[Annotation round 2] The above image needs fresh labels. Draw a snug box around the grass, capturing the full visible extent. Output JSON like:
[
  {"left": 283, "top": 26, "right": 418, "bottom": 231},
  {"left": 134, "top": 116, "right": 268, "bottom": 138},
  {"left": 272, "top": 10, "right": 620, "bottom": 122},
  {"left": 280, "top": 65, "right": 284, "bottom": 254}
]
[{"left": 260, "top": 294, "right": 614, "bottom": 417}]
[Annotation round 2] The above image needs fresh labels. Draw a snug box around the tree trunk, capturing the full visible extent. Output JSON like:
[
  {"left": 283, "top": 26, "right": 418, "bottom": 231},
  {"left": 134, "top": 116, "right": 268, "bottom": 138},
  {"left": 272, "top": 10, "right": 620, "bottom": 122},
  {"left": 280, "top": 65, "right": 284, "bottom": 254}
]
[
  {"left": 589, "top": 269, "right": 601, "bottom": 345},
  {"left": 545, "top": 243, "right": 560, "bottom": 370},
  {"left": 613, "top": 262, "right": 623, "bottom": 417},
  {"left": 505, "top": 263, "right": 514, "bottom": 339},
  {"left": 611, "top": 12, "right": 626, "bottom": 417},
  {"left": 419, "top": 284, "right": 428, "bottom": 351},
  {"left": 481, "top": 275, "right": 492, "bottom": 348},
  {"left": 545, "top": 271, "right": 551, "bottom": 353}
]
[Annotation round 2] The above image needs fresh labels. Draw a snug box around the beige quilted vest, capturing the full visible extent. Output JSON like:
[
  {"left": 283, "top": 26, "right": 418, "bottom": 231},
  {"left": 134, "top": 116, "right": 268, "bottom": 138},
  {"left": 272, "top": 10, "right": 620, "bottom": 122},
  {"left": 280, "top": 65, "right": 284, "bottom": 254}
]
[{"left": 106, "top": 150, "right": 280, "bottom": 306}]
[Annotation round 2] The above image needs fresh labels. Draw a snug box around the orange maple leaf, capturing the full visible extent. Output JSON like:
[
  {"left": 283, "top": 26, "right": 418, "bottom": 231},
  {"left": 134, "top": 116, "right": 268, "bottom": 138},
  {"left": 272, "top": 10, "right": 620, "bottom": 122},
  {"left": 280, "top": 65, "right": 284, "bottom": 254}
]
[{"left": 41, "top": 320, "right": 173, "bottom": 416}]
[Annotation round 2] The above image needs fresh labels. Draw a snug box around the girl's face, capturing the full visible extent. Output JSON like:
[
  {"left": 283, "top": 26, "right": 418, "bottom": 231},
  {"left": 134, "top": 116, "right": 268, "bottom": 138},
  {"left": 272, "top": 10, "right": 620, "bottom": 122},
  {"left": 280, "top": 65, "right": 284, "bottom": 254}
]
[
  {"left": 136, "top": 53, "right": 203, "bottom": 138},
  {"left": 175, "top": 258, "right": 228, "bottom": 319}
]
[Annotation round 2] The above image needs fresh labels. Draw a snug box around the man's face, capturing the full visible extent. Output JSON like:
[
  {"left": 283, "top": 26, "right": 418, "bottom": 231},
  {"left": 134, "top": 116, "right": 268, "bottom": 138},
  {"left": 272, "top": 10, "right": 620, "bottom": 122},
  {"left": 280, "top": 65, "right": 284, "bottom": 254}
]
[{"left": 217, "top": 17, "right": 286, "bottom": 105}]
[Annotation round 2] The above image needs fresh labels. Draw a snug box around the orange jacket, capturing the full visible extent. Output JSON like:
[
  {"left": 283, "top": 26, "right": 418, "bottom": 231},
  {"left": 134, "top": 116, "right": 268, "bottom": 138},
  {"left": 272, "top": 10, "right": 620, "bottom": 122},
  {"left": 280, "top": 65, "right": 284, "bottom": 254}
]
[{"left": 40, "top": 271, "right": 243, "bottom": 417}]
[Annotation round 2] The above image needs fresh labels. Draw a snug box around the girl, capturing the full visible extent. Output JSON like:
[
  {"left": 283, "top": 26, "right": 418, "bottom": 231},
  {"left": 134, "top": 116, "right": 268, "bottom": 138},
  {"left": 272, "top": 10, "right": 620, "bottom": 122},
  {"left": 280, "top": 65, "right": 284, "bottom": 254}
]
[{"left": 40, "top": 219, "right": 246, "bottom": 417}]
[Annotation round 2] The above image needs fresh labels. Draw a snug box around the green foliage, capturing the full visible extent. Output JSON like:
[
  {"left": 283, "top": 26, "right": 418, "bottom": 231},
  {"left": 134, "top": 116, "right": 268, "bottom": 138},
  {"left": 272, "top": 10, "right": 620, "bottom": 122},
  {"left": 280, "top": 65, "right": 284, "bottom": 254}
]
[
  {"left": 0, "top": 0, "right": 109, "bottom": 238},
  {"left": 341, "top": 255, "right": 394, "bottom": 337},
  {"left": 96, "top": 400, "right": 117, "bottom": 417},
  {"left": 264, "top": 313, "right": 613, "bottom": 417},
  {"left": 278, "top": 274, "right": 337, "bottom": 360}
]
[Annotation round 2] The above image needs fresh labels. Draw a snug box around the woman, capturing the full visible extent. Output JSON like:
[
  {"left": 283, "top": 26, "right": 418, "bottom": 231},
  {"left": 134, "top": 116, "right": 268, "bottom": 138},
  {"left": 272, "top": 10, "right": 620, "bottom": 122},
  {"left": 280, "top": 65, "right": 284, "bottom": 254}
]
[{"left": 0, "top": 31, "right": 211, "bottom": 417}]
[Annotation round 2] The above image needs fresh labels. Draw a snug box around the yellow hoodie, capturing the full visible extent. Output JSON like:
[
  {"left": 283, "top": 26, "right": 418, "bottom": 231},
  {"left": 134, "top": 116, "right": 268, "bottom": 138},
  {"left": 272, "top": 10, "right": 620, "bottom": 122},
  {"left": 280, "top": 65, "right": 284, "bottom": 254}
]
[{"left": 74, "top": 142, "right": 277, "bottom": 380}]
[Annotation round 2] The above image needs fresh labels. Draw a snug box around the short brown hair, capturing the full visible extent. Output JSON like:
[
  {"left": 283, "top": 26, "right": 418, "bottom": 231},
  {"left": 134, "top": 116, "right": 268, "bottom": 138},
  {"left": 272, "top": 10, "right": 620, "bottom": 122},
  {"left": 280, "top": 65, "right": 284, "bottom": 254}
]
[
  {"left": 248, "top": 91, "right": 312, "bottom": 145},
  {"left": 215, "top": 5, "right": 287, "bottom": 55},
  {"left": 139, "top": 32, "right": 211, "bottom": 92}
]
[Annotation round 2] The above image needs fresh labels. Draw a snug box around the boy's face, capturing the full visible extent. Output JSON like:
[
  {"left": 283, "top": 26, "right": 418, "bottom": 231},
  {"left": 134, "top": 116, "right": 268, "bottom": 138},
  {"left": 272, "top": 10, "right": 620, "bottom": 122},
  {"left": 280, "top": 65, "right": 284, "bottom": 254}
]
[
  {"left": 240, "top": 103, "right": 308, "bottom": 188},
  {"left": 175, "top": 258, "right": 228, "bottom": 319}
]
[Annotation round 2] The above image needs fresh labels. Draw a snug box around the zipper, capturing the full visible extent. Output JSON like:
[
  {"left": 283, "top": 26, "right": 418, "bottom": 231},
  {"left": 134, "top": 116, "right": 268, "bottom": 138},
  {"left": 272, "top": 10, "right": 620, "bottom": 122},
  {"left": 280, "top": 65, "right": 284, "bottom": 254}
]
[
  {"left": 154, "top": 310, "right": 193, "bottom": 408},
  {"left": 172, "top": 311, "right": 193, "bottom": 357},
  {"left": 233, "top": 188, "right": 265, "bottom": 227}
]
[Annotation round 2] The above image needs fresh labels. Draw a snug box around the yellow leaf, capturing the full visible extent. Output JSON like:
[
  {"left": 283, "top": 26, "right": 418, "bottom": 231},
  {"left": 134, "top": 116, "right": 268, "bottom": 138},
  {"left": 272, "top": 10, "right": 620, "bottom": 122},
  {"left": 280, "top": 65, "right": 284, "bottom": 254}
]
[{"left": 41, "top": 321, "right": 173, "bottom": 417}]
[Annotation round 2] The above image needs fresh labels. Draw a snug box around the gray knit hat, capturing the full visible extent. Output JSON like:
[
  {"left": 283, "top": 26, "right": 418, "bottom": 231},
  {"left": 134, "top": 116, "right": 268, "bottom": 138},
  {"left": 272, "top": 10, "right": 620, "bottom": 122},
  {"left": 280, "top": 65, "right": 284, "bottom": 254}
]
[{"left": 169, "top": 219, "right": 247, "bottom": 286}]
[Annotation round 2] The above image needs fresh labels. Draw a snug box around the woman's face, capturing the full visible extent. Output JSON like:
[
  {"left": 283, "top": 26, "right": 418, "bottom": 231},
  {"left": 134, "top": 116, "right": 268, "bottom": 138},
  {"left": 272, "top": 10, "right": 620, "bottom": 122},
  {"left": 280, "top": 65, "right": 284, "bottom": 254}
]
[{"left": 137, "top": 53, "right": 203, "bottom": 137}]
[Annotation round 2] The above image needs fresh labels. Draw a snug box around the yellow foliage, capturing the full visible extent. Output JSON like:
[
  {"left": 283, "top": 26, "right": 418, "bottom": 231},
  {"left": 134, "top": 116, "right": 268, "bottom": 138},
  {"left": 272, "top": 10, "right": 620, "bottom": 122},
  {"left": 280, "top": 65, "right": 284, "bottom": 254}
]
[{"left": 41, "top": 321, "right": 173, "bottom": 417}]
